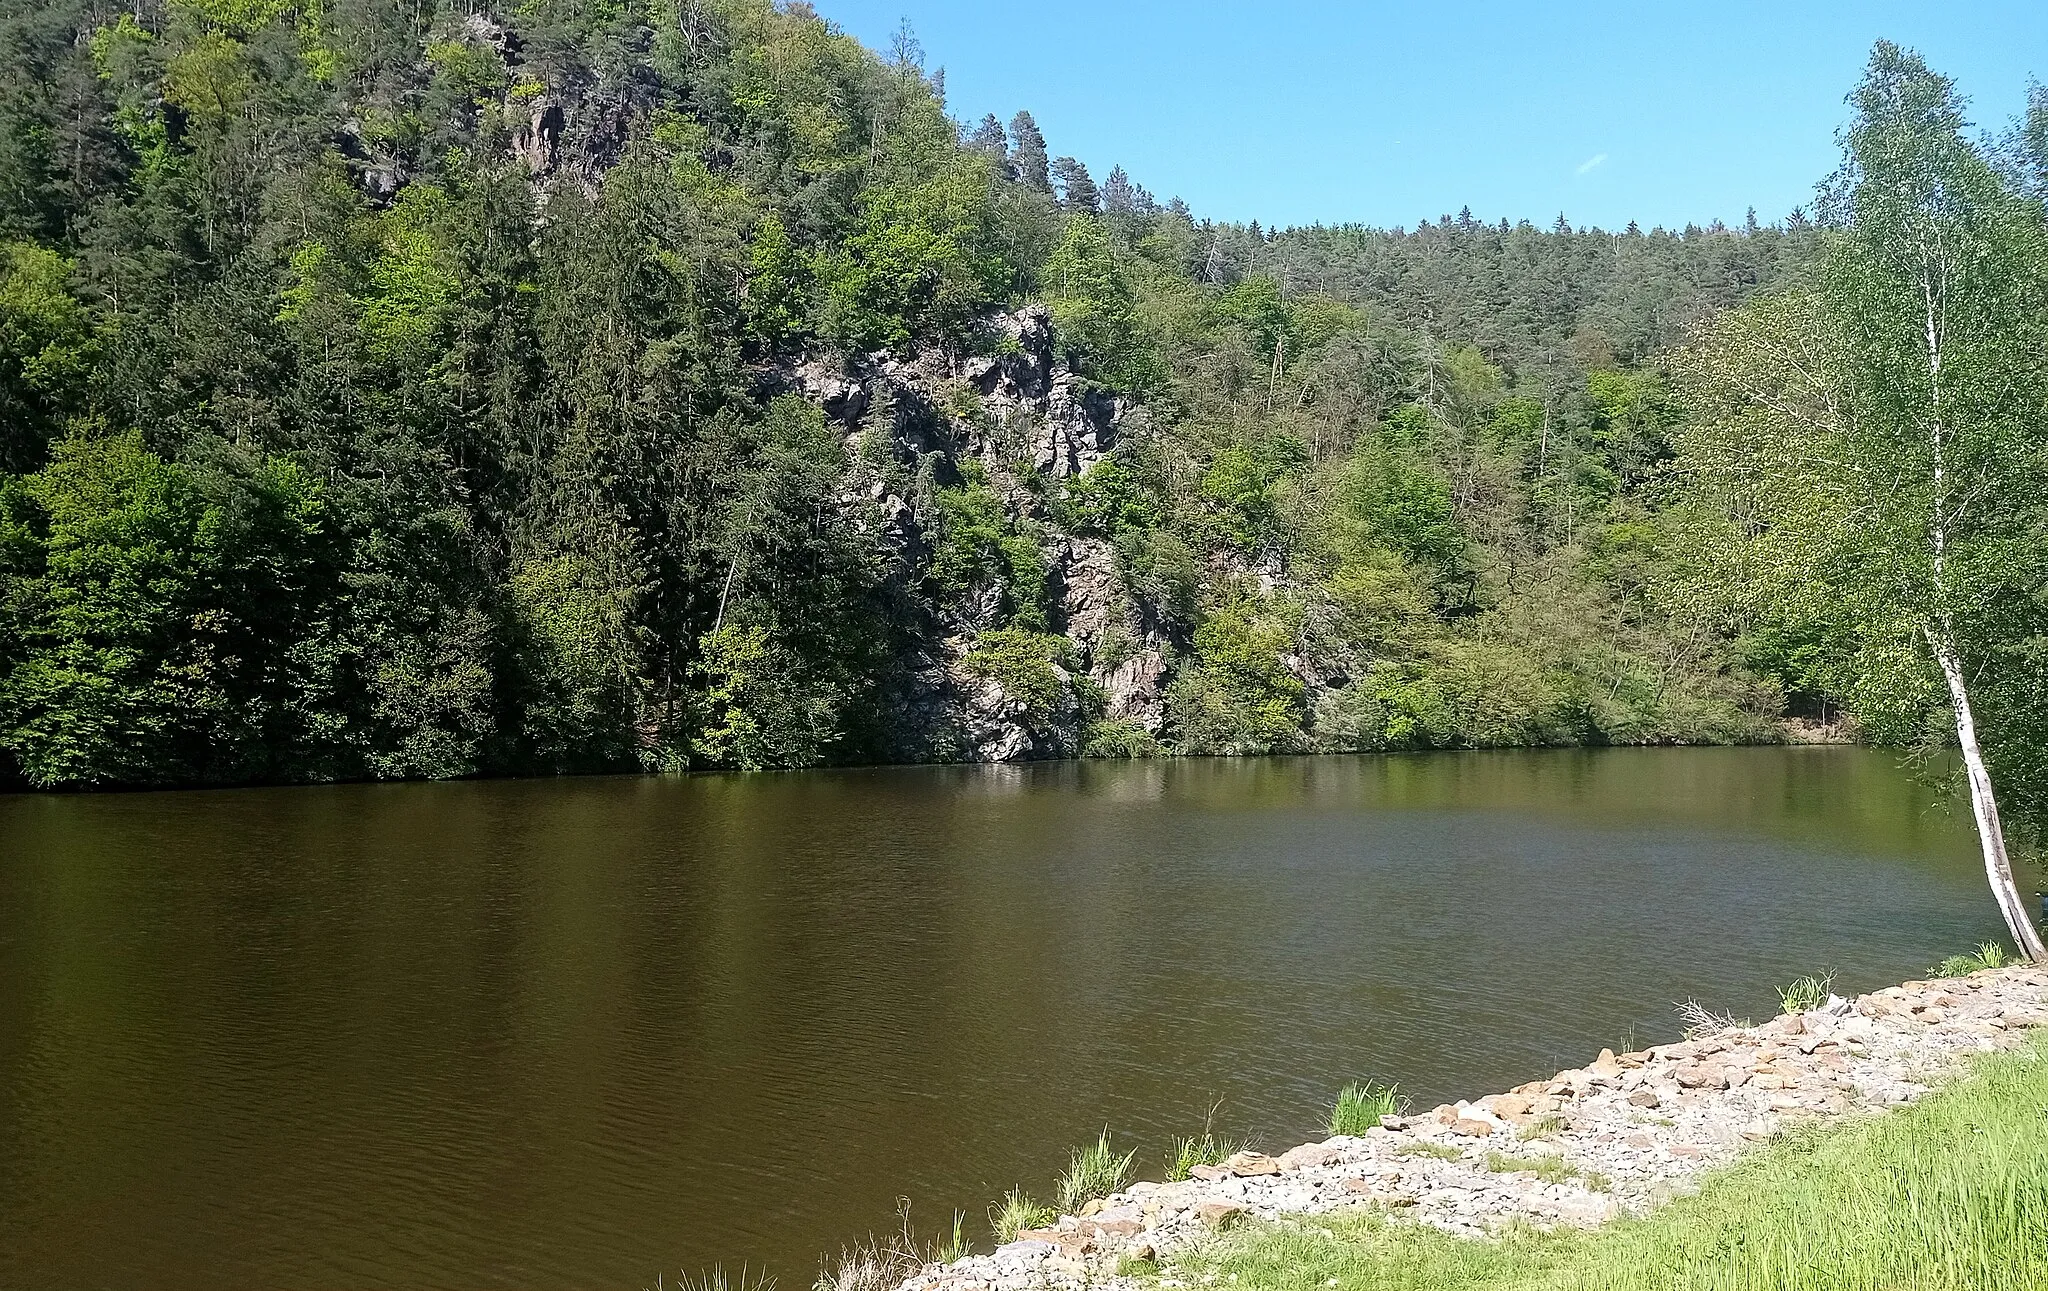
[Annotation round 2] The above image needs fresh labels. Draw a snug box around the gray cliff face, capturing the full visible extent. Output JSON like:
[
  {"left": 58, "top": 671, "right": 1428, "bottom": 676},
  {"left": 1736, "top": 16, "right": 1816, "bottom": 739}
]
[
  {"left": 334, "top": 11, "right": 1182, "bottom": 763},
  {"left": 780, "top": 306, "right": 1172, "bottom": 763},
  {"left": 331, "top": 14, "right": 642, "bottom": 205}
]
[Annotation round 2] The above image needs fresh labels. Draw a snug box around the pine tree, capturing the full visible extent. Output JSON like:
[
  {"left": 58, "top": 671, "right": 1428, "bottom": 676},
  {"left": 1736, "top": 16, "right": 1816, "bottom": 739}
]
[
  {"left": 1008, "top": 111, "right": 1050, "bottom": 192},
  {"left": 1051, "top": 157, "right": 1098, "bottom": 213},
  {"left": 969, "top": 114, "right": 1007, "bottom": 164},
  {"left": 1101, "top": 164, "right": 1136, "bottom": 214}
]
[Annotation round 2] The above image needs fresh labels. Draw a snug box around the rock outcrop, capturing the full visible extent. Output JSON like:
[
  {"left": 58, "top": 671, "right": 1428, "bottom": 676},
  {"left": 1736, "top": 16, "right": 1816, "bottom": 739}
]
[{"left": 778, "top": 307, "right": 1163, "bottom": 762}]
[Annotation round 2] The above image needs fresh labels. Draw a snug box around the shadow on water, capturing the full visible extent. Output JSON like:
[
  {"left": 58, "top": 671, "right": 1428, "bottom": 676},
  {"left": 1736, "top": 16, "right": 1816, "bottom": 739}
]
[{"left": 0, "top": 747, "right": 2024, "bottom": 1289}]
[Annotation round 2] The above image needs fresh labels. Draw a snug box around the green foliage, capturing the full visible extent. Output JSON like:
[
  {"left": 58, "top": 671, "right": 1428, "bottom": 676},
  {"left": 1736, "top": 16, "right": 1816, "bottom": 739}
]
[
  {"left": 507, "top": 549, "right": 638, "bottom": 772},
  {"left": 988, "top": 1189, "right": 1056, "bottom": 1244},
  {"left": 818, "top": 123, "right": 1012, "bottom": 350},
  {"left": 1055, "top": 1130, "right": 1135, "bottom": 1213},
  {"left": 1170, "top": 596, "right": 1309, "bottom": 755},
  {"left": 1776, "top": 970, "right": 1835, "bottom": 1015},
  {"left": 1325, "top": 440, "right": 1462, "bottom": 571},
  {"left": 1116, "top": 527, "right": 1200, "bottom": 631},
  {"left": 0, "top": 432, "right": 342, "bottom": 787},
  {"left": 1485, "top": 1151, "right": 1606, "bottom": 1190},
  {"left": 1057, "top": 455, "right": 1161, "bottom": 537},
  {"left": 0, "top": 0, "right": 1914, "bottom": 790},
  {"left": 929, "top": 468, "right": 1049, "bottom": 630},
  {"left": 1216, "top": 274, "right": 1290, "bottom": 354},
  {"left": 0, "top": 243, "right": 91, "bottom": 469},
  {"left": 1082, "top": 717, "right": 1161, "bottom": 758},
  {"left": 695, "top": 617, "right": 840, "bottom": 771},
  {"left": 1328, "top": 1081, "right": 1402, "bottom": 1135},
  {"left": 747, "top": 213, "right": 807, "bottom": 343},
  {"left": 1165, "top": 1133, "right": 1246, "bottom": 1182},
  {"left": 170, "top": 0, "right": 299, "bottom": 34},
  {"left": 1930, "top": 941, "right": 2010, "bottom": 978},
  {"left": 1167, "top": 1033, "right": 2048, "bottom": 1290},
  {"left": 1042, "top": 216, "right": 1149, "bottom": 389},
  {"left": 932, "top": 1211, "right": 969, "bottom": 1265},
  {"left": 1199, "top": 435, "right": 1309, "bottom": 551},
  {"left": 960, "top": 628, "right": 1074, "bottom": 729}
]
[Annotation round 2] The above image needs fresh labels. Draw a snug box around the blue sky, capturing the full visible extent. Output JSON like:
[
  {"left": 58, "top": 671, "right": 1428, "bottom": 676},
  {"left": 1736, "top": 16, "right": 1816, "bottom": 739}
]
[{"left": 818, "top": 0, "right": 2045, "bottom": 232}]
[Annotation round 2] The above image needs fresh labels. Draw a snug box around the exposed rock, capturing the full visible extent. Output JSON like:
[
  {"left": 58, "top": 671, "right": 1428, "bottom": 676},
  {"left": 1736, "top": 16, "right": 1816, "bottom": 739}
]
[
  {"left": 766, "top": 306, "right": 1160, "bottom": 761},
  {"left": 1276, "top": 1143, "right": 1339, "bottom": 1171},
  {"left": 888, "top": 966, "right": 2048, "bottom": 1291},
  {"left": 510, "top": 97, "right": 564, "bottom": 175},
  {"left": 1195, "top": 1201, "right": 1246, "bottom": 1228}
]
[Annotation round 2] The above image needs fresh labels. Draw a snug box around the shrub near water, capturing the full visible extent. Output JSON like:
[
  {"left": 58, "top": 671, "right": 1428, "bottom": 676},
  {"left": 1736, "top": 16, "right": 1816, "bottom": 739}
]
[
  {"left": 1056, "top": 1130, "right": 1136, "bottom": 1212},
  {"left": 988, "top": 1189, "right": 1056, "bottom": 1244},
  {"left": 1775, "top": 970, "right": 1834, "bottom": 1015},
  {"left": 1328, "top": 1081, "right": 1401, "bottom": 1135},
  {"left": 1166, "top": 1032, "right": 2048, "bottom": 1291},
  {"left": 1932, "top": 941, "right": 2010, "bottom": 978},
  {"left": 1166, "top": 1133, "right": 1247, "bottom": 1182}
]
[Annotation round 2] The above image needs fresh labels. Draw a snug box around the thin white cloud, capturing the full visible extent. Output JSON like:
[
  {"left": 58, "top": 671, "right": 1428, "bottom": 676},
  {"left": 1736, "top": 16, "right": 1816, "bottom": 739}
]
[{"left": 1576, "top": 153, "right": 1609, "bottom": 176}]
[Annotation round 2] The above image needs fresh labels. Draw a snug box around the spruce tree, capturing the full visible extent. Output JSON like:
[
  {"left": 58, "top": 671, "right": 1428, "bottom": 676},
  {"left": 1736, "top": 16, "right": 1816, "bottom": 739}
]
[
  {"left": 1008, "top": 110, "right": 1050, "bottom": 192},
  {"left": 969, "top": 114, "right": 1007, "bottom": 163},
  {"left": 1101, "top": 164, "right": 1135, "bottom": 214},
  {"left": 1051, "top": 157, "right": 1098, "bottom": 213}
]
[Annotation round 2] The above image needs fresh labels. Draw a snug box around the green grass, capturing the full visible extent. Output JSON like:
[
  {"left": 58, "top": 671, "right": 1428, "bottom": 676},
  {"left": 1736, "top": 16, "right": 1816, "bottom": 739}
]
[
  {"left": 1514, "top": 1115, "right": 1567, "bottom": 1142},
  {"left": 1329, "top": 1081, "right": 1403, "bottom": 1135},
  {"left": 932, "top": 1210, "right": 968, "bottom": 1263},
  {"left": 1056, "top": 1129, "right": 1136, "bottom": 1212},
  {"left": 1931, "top": 941, "right": 2011, "bottom": 978},
  {"left": 988, "top": 1188, "right": 1056, "bottom": 1244},
  {"left": 1396, "top": 1141, "right": 1465, "bottom": 1161},
  {"left": 1775, "top": 969, "right": 1834, "bottom": 1015},
  {"left": 1482, "top": 1152, "right": 1608, "bottom": 1191},
  {"left": 1166, "top": 1132, "right": 1247, "bottom": 1181},
  {"left": 1157, "top": 1032, "right": 2048, "bottom": 1291}
]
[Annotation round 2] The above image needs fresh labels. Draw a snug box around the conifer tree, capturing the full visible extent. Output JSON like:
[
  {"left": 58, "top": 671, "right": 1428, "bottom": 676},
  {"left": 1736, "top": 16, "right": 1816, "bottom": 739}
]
[
  {"left": 969, "top": 114, "right": 1007, "bottom": 163},
  {"left": 1052, "top": 157, "right": 1099, "bottom": 213},
  {"left": 1101, "top": 164, "right": 1135, "bottom": 214},
  {"left": 1008, "top": 110, "right": 1050, "bottom": 192}
]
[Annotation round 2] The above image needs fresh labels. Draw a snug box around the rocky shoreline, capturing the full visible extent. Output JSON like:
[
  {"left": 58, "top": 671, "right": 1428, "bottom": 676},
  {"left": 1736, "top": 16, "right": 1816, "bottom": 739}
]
[{"left": 895, "top": 964, "right": 2048, "bottom": 1291}]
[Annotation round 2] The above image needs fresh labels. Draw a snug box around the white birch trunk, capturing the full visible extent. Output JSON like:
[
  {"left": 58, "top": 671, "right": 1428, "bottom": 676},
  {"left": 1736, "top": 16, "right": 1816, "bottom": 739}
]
[{"left": 1929, "top": 627, "right": 2048, "bottom": 962}]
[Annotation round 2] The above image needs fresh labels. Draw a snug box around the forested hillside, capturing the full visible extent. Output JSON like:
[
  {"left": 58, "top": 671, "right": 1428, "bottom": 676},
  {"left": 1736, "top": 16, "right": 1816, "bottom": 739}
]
[{"left": 0, "top": 0, "right": 1878, "bottom": 789}]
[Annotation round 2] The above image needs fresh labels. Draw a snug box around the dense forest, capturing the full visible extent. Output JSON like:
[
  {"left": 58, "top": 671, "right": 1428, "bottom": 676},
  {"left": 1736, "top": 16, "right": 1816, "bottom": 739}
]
[{"left": 0, "top": 1, "right": 2044, "bottom": 872}]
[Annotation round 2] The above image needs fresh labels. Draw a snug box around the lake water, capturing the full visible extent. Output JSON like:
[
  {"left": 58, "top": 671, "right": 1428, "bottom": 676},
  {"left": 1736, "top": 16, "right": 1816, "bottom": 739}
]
[{"left": 0, "top": 748, "right": 2024, "bottom": 1289}]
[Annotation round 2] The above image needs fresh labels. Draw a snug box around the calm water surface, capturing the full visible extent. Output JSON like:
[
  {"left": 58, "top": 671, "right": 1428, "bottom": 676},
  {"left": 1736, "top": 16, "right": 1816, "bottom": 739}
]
[{"left": 0, "top": 748, "right": 2026, "bottom": 1289}]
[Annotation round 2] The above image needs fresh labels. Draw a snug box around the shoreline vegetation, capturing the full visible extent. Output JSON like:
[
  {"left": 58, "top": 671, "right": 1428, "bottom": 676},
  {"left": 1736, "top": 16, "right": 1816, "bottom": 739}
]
[
  {"left": 3, "top": 0, "right": 2047, "bottom": 1283},
  {"left": 4, "top": 1, "right": 2046, "bottom": 946},
  {"left": 0, "top": 0, "right": 2031, "bottom": 812},
  {"left": 759, "top": 960, "right": 2045, "bottom": 1291},
  {"left": 4, "top": 2, "right": 2046, "bottom": 954}
]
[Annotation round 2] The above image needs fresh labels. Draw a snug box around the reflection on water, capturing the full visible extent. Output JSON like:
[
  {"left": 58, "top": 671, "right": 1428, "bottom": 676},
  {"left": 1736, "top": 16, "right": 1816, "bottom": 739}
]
[{"left": 0, "top": 749, "right": 2022, "bottom": 1289}]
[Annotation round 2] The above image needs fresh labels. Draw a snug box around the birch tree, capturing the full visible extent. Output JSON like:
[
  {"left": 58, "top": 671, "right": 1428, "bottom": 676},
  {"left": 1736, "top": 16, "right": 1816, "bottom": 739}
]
[{"left": 1674, "top": 43, "right": 2048, "bottom": 960}]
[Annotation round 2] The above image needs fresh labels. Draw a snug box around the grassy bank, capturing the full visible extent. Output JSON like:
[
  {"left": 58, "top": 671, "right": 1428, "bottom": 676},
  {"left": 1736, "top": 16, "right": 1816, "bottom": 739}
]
[{"left": 1158, "top": 1031, "right": 2048, "bottom": 1291}]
